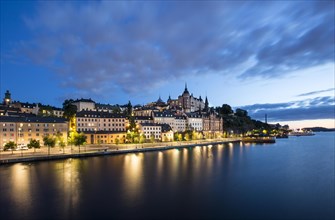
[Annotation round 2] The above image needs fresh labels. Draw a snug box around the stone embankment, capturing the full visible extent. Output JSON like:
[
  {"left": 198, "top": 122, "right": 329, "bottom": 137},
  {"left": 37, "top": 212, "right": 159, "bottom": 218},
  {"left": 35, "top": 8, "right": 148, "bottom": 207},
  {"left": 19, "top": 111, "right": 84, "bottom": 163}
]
[{"left": 0, "top": 138, "right": 241, "bottom": 165}]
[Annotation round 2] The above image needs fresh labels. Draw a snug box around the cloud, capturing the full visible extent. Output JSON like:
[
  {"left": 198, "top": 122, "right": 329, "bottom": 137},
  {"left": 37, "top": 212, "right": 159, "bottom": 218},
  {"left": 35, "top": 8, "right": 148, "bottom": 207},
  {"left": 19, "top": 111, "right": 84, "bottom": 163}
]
[
  {"left": 240, "top": 96, "right": 335, "bottom": 121},
  {"left": 6, "top": 1, "right": 335, "bottom": 96},
  {"left": 297, "top": 88, "right": 335, "bottom": 97}
]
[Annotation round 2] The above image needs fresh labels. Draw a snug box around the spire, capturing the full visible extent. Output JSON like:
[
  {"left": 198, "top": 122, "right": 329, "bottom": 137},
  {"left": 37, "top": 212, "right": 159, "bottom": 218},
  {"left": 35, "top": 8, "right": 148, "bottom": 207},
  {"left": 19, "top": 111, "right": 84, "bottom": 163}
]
[
  {"left": 204, "top": 96, "right": 209, "bottom": 112},
  {"left": 167, "top": 94, "right": 171, "bottom": 102},
  {"left": 183, "top": 82, "right": 189, "bottom": 95}
]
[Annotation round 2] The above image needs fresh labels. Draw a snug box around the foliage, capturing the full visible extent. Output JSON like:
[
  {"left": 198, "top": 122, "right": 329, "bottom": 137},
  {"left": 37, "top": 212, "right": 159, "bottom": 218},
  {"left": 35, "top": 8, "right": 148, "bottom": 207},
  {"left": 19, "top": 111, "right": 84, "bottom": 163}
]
[
  {"left": 62, "top": 99, "right": 77, "bottom": 119},
  {"left": 115, "top": 138, "right": 120, "bottom": 145},
  {"left": 27, "top": 139, "right": 40, "bottom": 149},
  {"left": 73, "top": 132, "right": 87, "bottom": 146},
  {"left": 126, "top": 100, "right": 132, "bottom": 117},
  {"left": 4, "top": 141, "right": 16, "bottom": 151},
  {"left": 150, "top": 133, "right": 155, "bottom": 143},
  {"left": 43, "top": 135, "right": 56, "bottom": 148}
]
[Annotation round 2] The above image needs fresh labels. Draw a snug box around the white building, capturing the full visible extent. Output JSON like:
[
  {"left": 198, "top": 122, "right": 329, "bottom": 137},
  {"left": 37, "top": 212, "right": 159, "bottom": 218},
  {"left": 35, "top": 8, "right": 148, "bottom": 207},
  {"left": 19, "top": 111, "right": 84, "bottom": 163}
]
[
  {"left": 174, "top": 115, "right": 187, "bottom": 132},
  {"left": 72, "top": 99, "right": 96, "bottom": 112},
  {"left": 139, "top": 123, "right": 162, "bottom": 140},
  {"left": 186, "top": 113, "right": 203, "bottom": 131}
]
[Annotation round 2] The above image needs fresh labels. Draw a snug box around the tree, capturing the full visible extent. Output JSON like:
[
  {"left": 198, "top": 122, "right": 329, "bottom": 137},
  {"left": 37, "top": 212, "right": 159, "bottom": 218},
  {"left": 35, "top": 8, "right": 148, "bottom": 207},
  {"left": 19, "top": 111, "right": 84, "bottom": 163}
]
[
  {"left": 150, "top": 133, "right": 155, "bottom": 143},
  {"left": 56, "top": 132, "right": 66, "bottom": 153},
  {"left": 126, "top": 100, "right": 132, "bottom": 117},
  {"left": 139, "top": 134, "right": 146, "bottom": 144},
  {"left": 27, "top": 139, "right": 40, "bottom": 153},
  {"left": 178, "top": 133, "right": 183, "bottom": 141},
  {"left": 185, "top": 133, "right": 190, "bottom": 141},
  {"left": 220, "top": 104, "right": 233, "bottom": 115},
  {"left": 4, "top": 141, "right": 16, "bottom": 154},
  {"left": 235, "top": 108, "right": 248, "bottom": 117},
  {"left": 73, "top": 132, "right": 87, "bottom": 153},
  {"left": 62, "top": 99, "right": 77, "bottom": 132},
  {"left": 115, "top": 138, "right": 120, "bottom": 145},
  {"left": 43, "top": 135, "right": 56, "bottom": 155}
]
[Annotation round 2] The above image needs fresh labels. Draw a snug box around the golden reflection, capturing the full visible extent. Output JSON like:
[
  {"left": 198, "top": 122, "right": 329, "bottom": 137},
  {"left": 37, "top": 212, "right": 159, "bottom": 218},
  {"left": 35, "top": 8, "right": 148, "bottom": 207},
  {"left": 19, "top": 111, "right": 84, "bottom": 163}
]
[
  {"left": 157, "top": 151, "right": 164, "bottom": 180},
  {"left": 123, "top": 153, "right": 144, "bottom": 202},
  {"left": 56, "top": 159, "right": 80, "bottom": 210},
  {"left": 229, "top": 143, "right": 234, "bottom": 158},
  {"left": 170, "top": 149, "right": 180, "bottom": 184},
  {"left": 205, "top": 145, "right": 213, "bottom": 176},
  {"left": 182, "top": 148, "right": 189, "bottom": 174},
  {"left": 11, "top": 164, "right": 32, "bottom": 210}
]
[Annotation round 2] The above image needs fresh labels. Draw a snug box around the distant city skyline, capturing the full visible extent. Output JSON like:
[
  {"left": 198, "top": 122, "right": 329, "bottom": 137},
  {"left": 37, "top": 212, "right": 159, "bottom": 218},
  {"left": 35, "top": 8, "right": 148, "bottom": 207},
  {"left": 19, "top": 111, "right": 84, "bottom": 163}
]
[{"left": 1, "top": 1, "right": 334, "bottom": 128}]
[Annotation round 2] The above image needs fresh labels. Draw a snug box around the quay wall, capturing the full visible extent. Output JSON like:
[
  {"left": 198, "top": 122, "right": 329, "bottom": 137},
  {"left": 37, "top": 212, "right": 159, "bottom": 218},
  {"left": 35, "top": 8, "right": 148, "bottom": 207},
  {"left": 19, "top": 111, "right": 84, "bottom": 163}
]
[{"left": 0, "top": 139, "right": 241, "bottom": 165}]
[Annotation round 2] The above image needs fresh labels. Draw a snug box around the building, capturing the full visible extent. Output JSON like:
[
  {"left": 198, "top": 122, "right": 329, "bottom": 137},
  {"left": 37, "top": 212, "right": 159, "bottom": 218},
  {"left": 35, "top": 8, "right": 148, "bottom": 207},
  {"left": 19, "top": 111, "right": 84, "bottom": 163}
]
[
  {"left": 134, "top": 116, "right": 154, "bottom": 124},
  {"left": 0, "top": 116, "right": 68, "bottom": 147},
  {"left": 152, "top": 110, "right": 175, "bottom": 131},
  {"left": 161, "top": 124, "right": 174, "bottom": 142},
  {"left": 186, "top": 112, "right": 203, "bottom": 131},
  {"left": 76, "top": 111, "right": 127, "bottom": 133},
  {"left": 168, "top": 84, "right": 205, "bottom": 113},
  {"left": 83, "top": 131, "right": 127, "bottom": 144},
  {"left": 174, "top": 115, "right": 187, "bottom": 132},
  {"left": 202, "top": 112, "right": 223, "bottom": 136},
  {"left": 72, "top": 99, "right": 96, "bottom": 112},
  {"left": 3, "top": 90, "right": 12, "bottom": 106},
  {"left": 139, "top": 123, "right": 162, "bottom": 141}
]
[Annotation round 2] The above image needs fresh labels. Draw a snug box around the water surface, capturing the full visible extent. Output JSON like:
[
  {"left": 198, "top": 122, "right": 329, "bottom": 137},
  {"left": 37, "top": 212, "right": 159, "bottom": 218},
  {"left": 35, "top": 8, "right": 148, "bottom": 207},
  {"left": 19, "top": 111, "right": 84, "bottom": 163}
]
[{"left": 1, "top": 132, "right": 334, "bottom": 219}]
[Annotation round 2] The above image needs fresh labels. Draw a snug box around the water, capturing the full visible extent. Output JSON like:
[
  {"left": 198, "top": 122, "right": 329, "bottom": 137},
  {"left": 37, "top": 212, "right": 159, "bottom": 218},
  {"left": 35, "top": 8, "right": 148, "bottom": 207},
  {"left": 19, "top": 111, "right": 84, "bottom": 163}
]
[{"left": 1, "top": 132, "right": 334, "bottom": 220}]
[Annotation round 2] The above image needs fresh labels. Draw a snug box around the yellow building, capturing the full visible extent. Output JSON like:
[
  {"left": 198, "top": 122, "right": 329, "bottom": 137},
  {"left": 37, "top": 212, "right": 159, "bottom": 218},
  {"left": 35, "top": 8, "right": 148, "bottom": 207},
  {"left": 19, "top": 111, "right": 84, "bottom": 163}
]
[
  {"left": 0, "top": 116, "right": 68, "bottom": 147},
  {"left": 83, "top": 131, "right": 127, "bottom": 144}
]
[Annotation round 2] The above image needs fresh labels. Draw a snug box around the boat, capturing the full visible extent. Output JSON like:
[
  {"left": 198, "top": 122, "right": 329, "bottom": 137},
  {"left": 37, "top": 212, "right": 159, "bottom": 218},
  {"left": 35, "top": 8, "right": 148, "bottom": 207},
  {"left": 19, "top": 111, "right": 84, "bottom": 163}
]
[{"left": 242, "top": 136, "right": 276, "bottom": 143}]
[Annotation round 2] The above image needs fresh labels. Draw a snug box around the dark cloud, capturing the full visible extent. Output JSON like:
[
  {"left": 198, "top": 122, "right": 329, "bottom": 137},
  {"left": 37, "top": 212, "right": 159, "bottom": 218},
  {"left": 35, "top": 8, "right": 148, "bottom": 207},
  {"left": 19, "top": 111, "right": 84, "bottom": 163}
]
[
  {"left": 297, "top": 88, "right": 335, "bottom": 97},
  {"left": 240, "top": 96, "right": 335, "bottom": 121},
  {"left": 6, "top": 1, "right": 335, "bottom": 96}
]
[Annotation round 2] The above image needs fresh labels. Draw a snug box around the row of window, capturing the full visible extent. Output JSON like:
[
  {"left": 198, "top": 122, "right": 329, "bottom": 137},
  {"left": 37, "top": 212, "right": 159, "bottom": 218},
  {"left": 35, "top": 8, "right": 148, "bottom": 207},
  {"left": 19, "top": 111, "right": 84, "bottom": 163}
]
[
  {"left": 78, "top": 118, "right": 125, "bottom": 122},
  {"left": 2, "top": 128, "right": 62, "bottom": 132},
  {"left": 77, "top": 123, "right": 125, "bottom": 127},
  {"left": 77, "top": 128, "right": 126, "bottom": 132},
  {"left": 2, "top": 123, "right": 61, "bottom": 127},
  {"left": 2, "top": 133, "right": 64, "bottom": 137},
  {"left": 143, "top": 127, "right": 160, "bottom": 131}
]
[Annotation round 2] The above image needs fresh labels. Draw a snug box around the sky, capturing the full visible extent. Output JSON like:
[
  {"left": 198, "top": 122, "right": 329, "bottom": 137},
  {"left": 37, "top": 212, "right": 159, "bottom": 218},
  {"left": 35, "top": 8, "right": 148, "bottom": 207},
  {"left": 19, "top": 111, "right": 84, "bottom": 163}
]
[{"left": 0, "top": 1, "right": 334, "bottom": 129}]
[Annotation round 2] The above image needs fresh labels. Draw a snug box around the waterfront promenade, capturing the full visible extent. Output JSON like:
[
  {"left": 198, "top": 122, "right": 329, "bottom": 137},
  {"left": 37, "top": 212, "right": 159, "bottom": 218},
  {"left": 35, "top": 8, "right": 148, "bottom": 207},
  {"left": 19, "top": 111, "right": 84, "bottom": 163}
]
[{"left": 0, "top": 138, "right": 241, "bottom": 164}]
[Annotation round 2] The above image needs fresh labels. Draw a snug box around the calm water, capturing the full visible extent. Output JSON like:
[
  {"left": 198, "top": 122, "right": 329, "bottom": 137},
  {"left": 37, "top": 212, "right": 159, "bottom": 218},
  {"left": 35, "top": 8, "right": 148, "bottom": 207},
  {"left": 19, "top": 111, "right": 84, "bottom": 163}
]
[{"left": 1, "top": 132, "right": 334, "bottom": 220}]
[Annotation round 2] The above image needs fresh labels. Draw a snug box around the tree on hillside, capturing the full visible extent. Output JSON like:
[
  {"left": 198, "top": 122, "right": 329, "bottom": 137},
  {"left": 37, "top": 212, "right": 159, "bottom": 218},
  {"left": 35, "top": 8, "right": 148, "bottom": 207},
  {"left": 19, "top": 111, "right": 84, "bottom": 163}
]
[
  {"left": 219, "top": 104, "right": 233, "bottom": 115},
  {"left": 126, "top": 101, "right": 132, "bottom": 117},
  {"left": 62, "top": 99, "right": 77, "bottom": 132},
  {"left": 235, "top": 108, "right": 248, "bottom": 117}
]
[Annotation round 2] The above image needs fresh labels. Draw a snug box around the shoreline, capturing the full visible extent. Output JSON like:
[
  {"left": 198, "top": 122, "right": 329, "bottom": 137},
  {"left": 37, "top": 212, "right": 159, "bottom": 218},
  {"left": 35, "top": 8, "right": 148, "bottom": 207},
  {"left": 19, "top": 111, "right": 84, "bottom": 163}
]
[{"left": 0, "top": 138, "right": 241, "bottom": 165}]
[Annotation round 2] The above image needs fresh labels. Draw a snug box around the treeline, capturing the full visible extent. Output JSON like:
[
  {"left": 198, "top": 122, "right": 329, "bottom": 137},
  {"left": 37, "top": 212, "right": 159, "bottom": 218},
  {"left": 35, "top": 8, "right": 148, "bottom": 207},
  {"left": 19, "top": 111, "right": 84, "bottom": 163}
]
[{"left": 214, "top": 104, "right": 274, "bottom": 134}]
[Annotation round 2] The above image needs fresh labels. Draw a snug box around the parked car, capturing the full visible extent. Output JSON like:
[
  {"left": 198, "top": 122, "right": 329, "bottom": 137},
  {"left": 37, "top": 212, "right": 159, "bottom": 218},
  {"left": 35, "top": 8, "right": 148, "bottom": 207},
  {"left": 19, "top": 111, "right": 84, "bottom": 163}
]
[{"left": 16, "top": 144, "right": 29, "bottom": 150}]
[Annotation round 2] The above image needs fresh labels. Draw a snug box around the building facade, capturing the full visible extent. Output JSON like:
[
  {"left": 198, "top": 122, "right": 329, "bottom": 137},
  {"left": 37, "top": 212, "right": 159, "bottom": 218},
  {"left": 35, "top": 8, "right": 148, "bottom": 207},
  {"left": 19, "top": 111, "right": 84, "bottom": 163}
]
[
  {"left": 0, "top": 116, "right": 68, "bottom": 147},
  {"left": 76, "top": 111, "right": 127, "bottom": 132}
]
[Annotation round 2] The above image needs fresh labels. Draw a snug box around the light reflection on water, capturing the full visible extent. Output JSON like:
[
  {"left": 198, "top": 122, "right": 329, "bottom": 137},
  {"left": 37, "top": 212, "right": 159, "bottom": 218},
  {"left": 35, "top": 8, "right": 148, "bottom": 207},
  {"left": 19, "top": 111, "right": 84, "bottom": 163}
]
[
  {"left": 122, "top": 153, "right": 144, "bottom": 205},
  {"left": 1, "top": 133, "right": 334, "bottom": 220}
]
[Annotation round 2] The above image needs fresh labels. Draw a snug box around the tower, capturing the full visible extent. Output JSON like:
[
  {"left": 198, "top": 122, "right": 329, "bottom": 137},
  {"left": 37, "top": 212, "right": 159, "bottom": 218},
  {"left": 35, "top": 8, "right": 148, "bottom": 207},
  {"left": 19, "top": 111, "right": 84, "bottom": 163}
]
[{"left": 3, "top": 90, "right": 11, "bottom": 106}]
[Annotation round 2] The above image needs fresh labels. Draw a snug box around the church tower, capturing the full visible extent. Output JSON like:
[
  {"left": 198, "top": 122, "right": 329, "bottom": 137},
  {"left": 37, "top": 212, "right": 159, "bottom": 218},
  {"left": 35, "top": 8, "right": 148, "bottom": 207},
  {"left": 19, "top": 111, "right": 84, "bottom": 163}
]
[{"left": 3, "top": 90, "right": 12, "bottom": 106}]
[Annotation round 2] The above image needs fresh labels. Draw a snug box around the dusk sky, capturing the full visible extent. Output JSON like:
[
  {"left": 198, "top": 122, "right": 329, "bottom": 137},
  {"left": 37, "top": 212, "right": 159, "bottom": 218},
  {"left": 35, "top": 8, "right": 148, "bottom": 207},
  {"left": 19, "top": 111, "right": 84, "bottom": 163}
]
[{"left": 1, "top": 1, "right": 334, "bottom": 128}]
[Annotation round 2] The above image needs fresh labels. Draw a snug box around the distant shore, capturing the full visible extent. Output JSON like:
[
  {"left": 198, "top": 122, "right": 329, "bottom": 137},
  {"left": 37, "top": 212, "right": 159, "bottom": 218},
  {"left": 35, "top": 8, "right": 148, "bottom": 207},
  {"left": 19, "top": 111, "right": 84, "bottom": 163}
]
[{"left": 0, "top": 138, "right": 241, "bottom": 165}]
